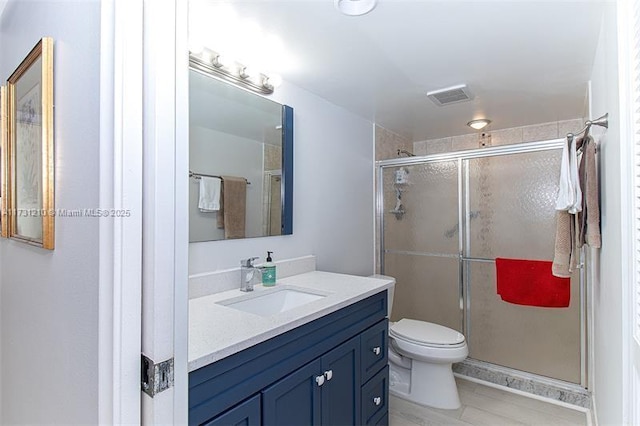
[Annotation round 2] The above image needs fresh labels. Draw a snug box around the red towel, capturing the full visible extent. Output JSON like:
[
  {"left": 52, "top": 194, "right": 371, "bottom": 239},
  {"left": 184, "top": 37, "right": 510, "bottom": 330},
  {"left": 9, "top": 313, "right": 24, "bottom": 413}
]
[{"left": 495, "top": 258, "right": 570, "bottom": 308}]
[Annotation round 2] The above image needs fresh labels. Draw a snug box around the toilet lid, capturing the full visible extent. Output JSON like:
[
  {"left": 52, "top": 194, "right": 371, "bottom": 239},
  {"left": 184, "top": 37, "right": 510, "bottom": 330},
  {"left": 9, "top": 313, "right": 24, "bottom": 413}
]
[{"left": 390, "top": 319, "right": 465, "bottom": 346}]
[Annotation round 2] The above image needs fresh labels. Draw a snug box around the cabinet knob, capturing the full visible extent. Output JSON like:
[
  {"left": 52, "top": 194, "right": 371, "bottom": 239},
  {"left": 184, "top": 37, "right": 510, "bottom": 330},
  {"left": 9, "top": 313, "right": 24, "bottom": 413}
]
[
  {"left": 372, "top": 346, "right": 381, "bottom": 356},
  {"left": 324, "top": 370, "right": 333, "bottom": 381},
  {"left": 373, "top": 396, "right": 382, "bottom": 406},
  {"left": 315, "top": 375, "right": 325, "bottom": 387}
]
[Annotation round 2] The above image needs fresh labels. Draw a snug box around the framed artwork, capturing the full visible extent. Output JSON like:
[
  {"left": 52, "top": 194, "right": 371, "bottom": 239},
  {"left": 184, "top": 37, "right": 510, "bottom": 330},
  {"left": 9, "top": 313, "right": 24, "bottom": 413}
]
[
  {"left": 3, "top": 37, "right": 54, "bottom": 249},
  {"left": 1, "top": 85, "right": 7, "bottom": 238}
]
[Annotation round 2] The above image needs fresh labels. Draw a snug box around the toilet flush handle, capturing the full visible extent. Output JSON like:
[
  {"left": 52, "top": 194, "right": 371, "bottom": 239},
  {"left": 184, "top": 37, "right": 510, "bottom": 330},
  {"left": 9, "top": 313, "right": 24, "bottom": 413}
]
[{"left": 372, "top": 346, "right": 381, "bottom": 356}]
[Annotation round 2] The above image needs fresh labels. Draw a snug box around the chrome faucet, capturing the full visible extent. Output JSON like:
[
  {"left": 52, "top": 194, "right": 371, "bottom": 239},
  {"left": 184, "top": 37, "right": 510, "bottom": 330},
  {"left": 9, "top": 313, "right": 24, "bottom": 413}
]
[{"left": 240, "top": 257, "right": 261, "bottom": 292}]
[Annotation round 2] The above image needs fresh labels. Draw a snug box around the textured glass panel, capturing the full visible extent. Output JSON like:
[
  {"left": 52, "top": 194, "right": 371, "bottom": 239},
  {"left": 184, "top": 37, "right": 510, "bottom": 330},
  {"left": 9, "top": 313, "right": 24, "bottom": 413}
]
[
  {"left": 385, "top": 253, "right": 461, "bottom": 332},
  {"left": 466, "top": 261, "right": 581, "bottom": 384},
  {"left": 467, "top": 151, "right": 561, "bottom": 260},
  {"left": 383, "top": 161, "right": 458, "bottom": 255}
]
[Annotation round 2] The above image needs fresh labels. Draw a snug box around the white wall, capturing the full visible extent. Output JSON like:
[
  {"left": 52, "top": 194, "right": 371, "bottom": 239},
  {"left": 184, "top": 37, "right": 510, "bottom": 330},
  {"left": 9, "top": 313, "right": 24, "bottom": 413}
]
[
  {"left": 589, "top": 3, "right": 625, "bottom": 424},
  {"left": 0, "top": 1, "right": 101, "bottom": 423},
  {"left": 189, "top": 127, "right": 263, "bottom": 241},
  {"left": 188, "top": 81, "right": 375, "bottom": 276}
]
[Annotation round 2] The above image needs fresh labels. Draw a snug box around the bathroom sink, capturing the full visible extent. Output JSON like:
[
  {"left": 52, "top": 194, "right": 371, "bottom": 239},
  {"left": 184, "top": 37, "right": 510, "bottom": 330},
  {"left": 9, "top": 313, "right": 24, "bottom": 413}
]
[{"left": 219, "top": 288, "right": 326, "bottom": 316}]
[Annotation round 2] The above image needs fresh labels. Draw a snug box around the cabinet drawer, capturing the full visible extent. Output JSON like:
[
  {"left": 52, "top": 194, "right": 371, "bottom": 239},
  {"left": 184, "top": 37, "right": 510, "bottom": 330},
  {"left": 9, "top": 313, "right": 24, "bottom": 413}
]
[
  {"left": 203, "top": 394, "right": 261, "bottom": 426},
  {"left": 361, "top": 366, "right": 389, "bottom": 426},
  {"left": 360, "top": 319, "right": 388, "bottom": 383}
]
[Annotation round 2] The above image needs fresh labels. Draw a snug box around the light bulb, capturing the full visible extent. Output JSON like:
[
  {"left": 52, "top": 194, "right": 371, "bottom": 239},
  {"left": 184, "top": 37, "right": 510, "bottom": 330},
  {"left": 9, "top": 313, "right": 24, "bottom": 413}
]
[
  {"left": 263, "top": 74, "right": 283, "bottom": 89},
  {"left": 200, "top": 50, "right": 212, "bottom": 64},
  {"left": 213, "top": 54, "right": 233, "bottom": 68},
  {"left": 188, "top": 41, "right": 204, "bottom": 55},
  {"left": 239, "top": 66, "right": 256, "bottom": 79}
]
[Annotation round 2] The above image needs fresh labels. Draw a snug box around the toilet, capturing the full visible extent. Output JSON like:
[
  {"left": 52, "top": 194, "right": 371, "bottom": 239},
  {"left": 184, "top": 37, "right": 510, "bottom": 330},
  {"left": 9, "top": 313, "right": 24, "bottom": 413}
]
[{"left": 375, "top": 275, "right": 468, "bottom": 410}]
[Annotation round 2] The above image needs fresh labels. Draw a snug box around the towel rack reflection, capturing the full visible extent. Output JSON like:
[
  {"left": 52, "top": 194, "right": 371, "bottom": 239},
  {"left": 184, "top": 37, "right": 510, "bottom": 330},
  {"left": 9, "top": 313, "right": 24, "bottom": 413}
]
[{"left": 189, "top": 170, "right": 251, "bottom": 185}]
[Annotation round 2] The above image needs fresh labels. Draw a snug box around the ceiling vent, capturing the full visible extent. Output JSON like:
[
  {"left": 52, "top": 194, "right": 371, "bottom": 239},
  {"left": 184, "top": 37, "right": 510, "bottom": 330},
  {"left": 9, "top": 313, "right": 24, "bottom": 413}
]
[{"left": 426, "top": 84, "right": 474, "bottom": 106}]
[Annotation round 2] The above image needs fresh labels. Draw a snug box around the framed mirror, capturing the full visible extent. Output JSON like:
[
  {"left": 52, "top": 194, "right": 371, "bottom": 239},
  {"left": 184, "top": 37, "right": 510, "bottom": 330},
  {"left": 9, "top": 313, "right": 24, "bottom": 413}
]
[{"left": 189, "top": 63, "right": 293, "bottom": 242}]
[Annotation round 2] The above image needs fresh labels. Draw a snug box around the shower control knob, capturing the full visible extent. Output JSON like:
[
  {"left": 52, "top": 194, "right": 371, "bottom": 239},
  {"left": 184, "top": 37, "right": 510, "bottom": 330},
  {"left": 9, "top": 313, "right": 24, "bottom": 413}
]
[
  {"left": 372, "top": 346, "right": 381, "bottom": 356},
  {"left": 315, "top": 375, "right": 325, "bottom": 387},
  {"left": 373, "top": 396, "right": 382, "bottom": 406}
]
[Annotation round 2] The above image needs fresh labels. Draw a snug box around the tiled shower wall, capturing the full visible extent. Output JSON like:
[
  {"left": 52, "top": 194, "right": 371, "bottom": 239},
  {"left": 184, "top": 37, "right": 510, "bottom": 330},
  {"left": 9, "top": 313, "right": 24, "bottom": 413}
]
[
  {"left": 374, "top": 118, "right": 583, "bottom": 272},
  {"left": 412, "top": 118, "right": 583, "bottom": 156},
  {"left": 375, "top": 126, "right": 413, "bottom": 272},
  {"left": 375, "top": 125, "right": 413, "bottom": 161}
]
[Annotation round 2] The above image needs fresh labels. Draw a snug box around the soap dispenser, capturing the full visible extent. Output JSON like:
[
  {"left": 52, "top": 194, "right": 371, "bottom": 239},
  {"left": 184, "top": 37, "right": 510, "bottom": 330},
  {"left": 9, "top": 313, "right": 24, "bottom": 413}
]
[{"left": 262, "top": 251, "right": 276, "bottom": 286}]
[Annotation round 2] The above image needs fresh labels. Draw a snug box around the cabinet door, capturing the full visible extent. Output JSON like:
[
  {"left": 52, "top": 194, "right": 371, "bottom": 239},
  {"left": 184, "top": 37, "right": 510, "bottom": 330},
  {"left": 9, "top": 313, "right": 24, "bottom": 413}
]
[
  {"left": 203, "top": 394, "right": 261, "bottom": 426},
  {"left": 262, "top": 359, "right": 322, "bottom": 426},
  {"left": 321, "top": 336, "right": 361, "bottom": 426},
  {"left": 361, "top": 366, "right": 389, "bottom": 426}
]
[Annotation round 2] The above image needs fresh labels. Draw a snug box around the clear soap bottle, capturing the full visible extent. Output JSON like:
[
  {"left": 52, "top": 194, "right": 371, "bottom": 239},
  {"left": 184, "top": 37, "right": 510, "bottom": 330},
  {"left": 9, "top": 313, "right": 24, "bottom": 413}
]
[{"left": 262, "top": 251, "right": 276, "bottom": 286}]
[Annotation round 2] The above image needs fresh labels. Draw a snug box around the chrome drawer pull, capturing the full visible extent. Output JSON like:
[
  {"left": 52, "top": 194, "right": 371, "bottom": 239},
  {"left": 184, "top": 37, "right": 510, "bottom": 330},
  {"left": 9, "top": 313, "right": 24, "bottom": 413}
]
[
  {"left": 373, "top": 396, "right": 382, "bottom": 406},
  {"left": 372, "top": 346, "right": 381, "bottom": 356},
  {"left": 324, "top": 370, "right": 333, "bottom": 381},
  {"left": 315, "top": 375, "right": 325, "bottom": 386}
]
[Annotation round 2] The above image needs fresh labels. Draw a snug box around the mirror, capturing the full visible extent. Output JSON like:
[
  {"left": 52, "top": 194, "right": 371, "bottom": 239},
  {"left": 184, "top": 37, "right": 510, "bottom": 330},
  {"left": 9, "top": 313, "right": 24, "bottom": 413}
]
[{"left": 189, "top": 65, "right": 293, "bottom": 242}]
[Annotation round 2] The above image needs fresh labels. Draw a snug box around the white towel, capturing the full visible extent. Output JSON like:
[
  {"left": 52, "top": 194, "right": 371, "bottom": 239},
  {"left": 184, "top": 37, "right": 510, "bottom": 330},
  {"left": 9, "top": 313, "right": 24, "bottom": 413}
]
[
  {"left": 198, "top": 176, "right": 221, "bottom": 212},
  {"left": 555, "top": 137, "right": 582, "bottom": 213}
]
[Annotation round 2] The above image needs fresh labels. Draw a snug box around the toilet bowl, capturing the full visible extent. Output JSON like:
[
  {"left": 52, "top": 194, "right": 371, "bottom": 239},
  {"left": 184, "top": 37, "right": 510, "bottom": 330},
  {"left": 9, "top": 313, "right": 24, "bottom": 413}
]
[
  {"left": 370, "top": 275, "right": 468, "bottom": 410},
  {"left": 388, "top": 319, "right": 468, "bottom": 409}
]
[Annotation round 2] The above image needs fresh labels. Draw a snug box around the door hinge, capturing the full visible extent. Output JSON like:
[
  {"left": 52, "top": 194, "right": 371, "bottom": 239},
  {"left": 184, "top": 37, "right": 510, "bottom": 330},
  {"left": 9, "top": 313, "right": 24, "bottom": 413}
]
[{"left": 141, "top": 354, "right": 174, "bottom": 397}]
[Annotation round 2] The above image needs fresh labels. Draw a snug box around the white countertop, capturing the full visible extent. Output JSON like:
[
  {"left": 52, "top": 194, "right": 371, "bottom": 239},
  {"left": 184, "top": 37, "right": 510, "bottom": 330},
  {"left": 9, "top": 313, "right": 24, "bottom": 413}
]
[{"left": 189, "top": 271, "right": 394, "bottom": 372}]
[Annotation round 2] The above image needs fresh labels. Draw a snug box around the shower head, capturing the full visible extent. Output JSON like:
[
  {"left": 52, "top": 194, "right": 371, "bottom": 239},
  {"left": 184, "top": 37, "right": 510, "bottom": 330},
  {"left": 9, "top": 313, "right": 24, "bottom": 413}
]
[{"left": 397, "top": 149, "right": 415, "bottom": 157}]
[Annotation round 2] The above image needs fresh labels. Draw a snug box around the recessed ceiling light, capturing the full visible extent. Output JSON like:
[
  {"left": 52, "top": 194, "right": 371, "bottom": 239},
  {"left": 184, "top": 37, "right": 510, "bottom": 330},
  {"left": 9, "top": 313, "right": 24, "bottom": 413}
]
[
  {"left": 467, "top": 119, "right": 491, "bottom": 130},
  {"left": 334, "top": 0, "right": 377, "bottom": 16}
]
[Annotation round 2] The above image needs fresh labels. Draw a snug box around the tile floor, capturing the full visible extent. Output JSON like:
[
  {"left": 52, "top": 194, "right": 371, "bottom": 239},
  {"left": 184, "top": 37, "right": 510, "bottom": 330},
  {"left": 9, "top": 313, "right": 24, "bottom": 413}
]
[{"left": 389, "top": 378, "right": 589, "bottom": 425}]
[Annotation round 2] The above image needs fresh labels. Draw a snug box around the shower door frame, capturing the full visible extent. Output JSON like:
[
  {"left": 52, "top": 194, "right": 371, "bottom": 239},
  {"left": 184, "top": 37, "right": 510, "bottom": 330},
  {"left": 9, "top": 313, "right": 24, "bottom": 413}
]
[{"left": 376, "top": 138, "right": 589, "bottom": 389}]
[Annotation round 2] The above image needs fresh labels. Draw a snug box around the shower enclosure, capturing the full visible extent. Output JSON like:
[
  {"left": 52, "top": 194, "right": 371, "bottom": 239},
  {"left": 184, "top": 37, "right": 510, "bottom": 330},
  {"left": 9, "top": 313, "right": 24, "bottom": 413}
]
[{"left": 377, "top": 139, "right": 586, "bottom": 387}]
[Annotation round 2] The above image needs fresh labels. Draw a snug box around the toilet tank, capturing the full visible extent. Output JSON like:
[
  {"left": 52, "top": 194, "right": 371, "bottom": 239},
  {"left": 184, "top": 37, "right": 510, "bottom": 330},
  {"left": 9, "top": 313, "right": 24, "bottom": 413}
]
[{"left": 369, "top": 274, "right": 395, "bottom": 318}]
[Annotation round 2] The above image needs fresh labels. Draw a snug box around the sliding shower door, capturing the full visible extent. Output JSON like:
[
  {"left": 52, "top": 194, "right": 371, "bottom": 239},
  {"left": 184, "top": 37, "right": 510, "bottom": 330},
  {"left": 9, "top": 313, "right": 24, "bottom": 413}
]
[
  {"left": 464, "top": 151, "right": 582, "bottom": 384},
  {"left": 379, "top": 141, "right": 584, "bottom": 386},
  {"left": 382, "top": 161, "right": 462, "bottom": 332}
]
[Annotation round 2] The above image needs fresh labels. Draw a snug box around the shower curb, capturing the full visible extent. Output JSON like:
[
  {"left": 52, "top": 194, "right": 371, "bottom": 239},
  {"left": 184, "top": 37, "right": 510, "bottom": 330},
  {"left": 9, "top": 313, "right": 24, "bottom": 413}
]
[{"left": 453, "top": 359, "right": 591, "bottom": 408}]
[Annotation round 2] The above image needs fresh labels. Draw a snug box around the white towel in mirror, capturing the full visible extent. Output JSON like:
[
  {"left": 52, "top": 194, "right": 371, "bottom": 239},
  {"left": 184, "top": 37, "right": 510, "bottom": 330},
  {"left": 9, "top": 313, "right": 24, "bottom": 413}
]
[{"left": 198, "top": 176, "right": 221, "bottom": 212}]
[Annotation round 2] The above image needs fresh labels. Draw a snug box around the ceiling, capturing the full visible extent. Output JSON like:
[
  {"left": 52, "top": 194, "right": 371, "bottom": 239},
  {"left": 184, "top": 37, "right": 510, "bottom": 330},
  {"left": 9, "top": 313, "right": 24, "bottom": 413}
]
[{"left": 191, "top": 0, "right": 606, "bottom": 141}]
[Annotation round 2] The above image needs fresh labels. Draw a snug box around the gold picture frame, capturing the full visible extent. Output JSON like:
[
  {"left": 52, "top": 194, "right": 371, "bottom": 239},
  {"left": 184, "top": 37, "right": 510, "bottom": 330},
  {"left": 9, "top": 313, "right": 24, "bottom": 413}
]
[
  {"left": 3, "top": 37, "right": 54, "bottom": 249},
  {"left": 1, "top": 85, "right": 8, "bottom": 238}
]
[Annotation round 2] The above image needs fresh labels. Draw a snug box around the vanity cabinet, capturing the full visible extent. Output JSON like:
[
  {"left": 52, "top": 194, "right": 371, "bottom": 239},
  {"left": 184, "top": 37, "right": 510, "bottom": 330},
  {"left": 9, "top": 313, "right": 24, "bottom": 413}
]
[
  {"left": 189, "top": 291, "right": 388, "bottom": 426},
  {"left": 202, "top": 394, "right": 261, "bottom": 426},
  {"left": 263, "top": 335, "right": 360, "bottom": 425}
]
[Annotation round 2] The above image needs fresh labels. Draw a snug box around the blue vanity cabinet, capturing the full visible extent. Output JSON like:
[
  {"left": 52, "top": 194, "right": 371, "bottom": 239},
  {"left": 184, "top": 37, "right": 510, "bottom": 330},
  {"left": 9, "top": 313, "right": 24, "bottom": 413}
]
[
  {"left": 320, "top": 335, "right": 361, "bottom": 425},
  {"left": 361, "top": 366, "right": 389, "bottom": 426},
  {"left": 262, "top": 359, "right": 322, "bottom": 426},
  {"left": 262, "top": 335, "right": 361, "bottom": 426},
  {"left": 203, "top": 394, "right": 261, "bottom": 426},
  {"left": 189, "top": 291, "right": 388, "bottom": 426}
]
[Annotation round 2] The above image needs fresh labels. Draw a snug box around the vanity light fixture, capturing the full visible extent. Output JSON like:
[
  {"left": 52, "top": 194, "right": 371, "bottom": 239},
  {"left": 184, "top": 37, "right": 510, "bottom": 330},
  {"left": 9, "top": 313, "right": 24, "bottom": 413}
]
[
  {"left": 190, "top": 48, "right": 280, "bottom": 95},
  {"left": 263, "top": 74, "right": 283, "bottom": 90},
  {"left": 334, "top": 0, "right": 377, "bottom": 16},
  {"left": 467, "top": 118, "right": 492, "bottom": 130}
]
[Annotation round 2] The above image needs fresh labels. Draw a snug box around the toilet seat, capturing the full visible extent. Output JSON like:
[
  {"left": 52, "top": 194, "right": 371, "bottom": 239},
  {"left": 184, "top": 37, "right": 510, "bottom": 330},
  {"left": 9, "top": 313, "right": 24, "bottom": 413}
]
[{"left": 390, "top": 319, "right": 465, "bottom": 348}]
